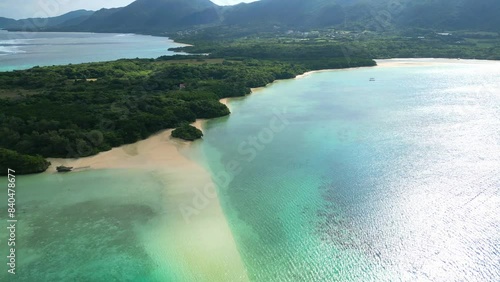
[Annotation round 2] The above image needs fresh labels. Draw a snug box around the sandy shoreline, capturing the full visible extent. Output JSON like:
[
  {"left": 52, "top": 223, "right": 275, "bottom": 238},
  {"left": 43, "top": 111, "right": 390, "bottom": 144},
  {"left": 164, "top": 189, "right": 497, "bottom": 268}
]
[
  {"left": 46, "top": 57, "right": 497, "bottom": 179},
  {"left": 46, "top": 80, "right": 239, "bottom": 172},
  {"left": 213, "top": 58, "right": 498, "bottom": 128},
  {"left": 48, "top": 129, "right": 184, "bottom": 171},
  {"left": 47, "top": 127, "right": 248, "bottom": 280},
  {"left": 375, "top": 58, "right": 499, "bottom": 67},
  {"left": 46, "top": 58, "right": 486, "bottom": 172},
  {"left": 44, "top": 89, "right": 251, "bottom": 279},
  {"left": 44, "top": 57, "right": 497, "bottom": 279},
  {"left": 293, "top": 58, "right": 500, "bottom": 78}
]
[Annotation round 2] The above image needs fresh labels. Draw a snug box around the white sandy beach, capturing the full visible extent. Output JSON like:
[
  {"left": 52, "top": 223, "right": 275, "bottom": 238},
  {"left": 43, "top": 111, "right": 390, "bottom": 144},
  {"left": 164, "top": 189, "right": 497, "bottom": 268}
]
[
  {"left": 44, "top": 57, "right": 499, "bottom": 280},
  {"left": 43, "top": 85, "right": 280, "bottom": 280},
  {"left": 294, "top": 69, "right": 343, "bottom": 79},
  {"left": 294, "top": 58, "right": 500, "bottom": 78},
  {"left": 219, "top": 60, "right": 440, "bottom": 109},
  {"left": 48, "top": 58, "right": 498, "bottom": 172},
  {"left": 375, "top": 58, "right": 500, "bottom": 67},
  {"left": 48, "top": 126, "right": 248, "bottom": 281},
  {"left": 218, "top": 87, "right": 264, "bottom": 111}
]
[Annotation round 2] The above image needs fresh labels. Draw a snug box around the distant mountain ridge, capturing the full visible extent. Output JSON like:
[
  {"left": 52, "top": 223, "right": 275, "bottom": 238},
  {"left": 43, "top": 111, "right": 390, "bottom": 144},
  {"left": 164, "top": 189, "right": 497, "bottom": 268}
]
[
  {"left": 1, "top": 0, "right": 499, "bottom": 33},
  {"left": 0, "top": 17, "right": 17, "bottom": 28},
  {"left": 222, "top": 0, "right": 500, "bottom": 31},
  {"left": 0, "top": 10, "right": 94, "bottom": 31},
  {"left": 73, "top": 0, "right": 220, "bottom": 32}
]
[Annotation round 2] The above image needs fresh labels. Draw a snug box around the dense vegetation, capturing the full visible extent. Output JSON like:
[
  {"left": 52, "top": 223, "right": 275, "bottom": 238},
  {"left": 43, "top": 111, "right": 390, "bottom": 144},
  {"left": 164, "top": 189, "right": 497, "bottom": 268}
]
[
  {"left": 1, "top": 0, "right": 498, "bottom": 174},
  {"left": 0, "top": 51, "right": 375, "bottom": 173},
  {"left": 170, "top": 42, "right": 375, "bottom": 66},
  {"left": 171, "top": 124, "right": 203, "bottom": 141},
  {"left": 220, "top": 0, "right": 500, "bottom": 32},
  {"left": 169, "top": 29, "right": 500, "bottom": 61},
  {"left": 0, "top": 148, "right": 50, "bottom": 175}
]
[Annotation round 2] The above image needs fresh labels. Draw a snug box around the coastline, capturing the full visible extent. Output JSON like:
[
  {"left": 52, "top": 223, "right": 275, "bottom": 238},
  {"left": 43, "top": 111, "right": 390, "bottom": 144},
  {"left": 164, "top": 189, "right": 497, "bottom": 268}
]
[
  {"left": 215, "top": 64, "right": 375, "bottom": 112},
  {"left": 218, "top": 87, "right": 265, "bottom": 111},
  {"left": 36, "top": 57, "right": 499, "bottom": 279},
  {"left": 48, "top": 129, "right": 194, "bottom": 171},
  {"left": 46, "top": 58, "right": 494, "bottom": 173},
  {"left": 47, "top": 128, "right": 249, "bottom": 281},
  {"left": 45, "top": 57, "right": 497, "bottom": 276},
  {"left": 0, "top": 31, "right": 190, "bottom": 72},
  {"left": 375, "top": 58, "right": 500, "bottom": 67}
]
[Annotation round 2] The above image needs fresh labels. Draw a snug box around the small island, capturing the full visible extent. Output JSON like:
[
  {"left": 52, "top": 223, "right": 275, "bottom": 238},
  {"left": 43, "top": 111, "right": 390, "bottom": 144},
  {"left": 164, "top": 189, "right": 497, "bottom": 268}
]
[{"left": 171, "top": 124, "right": 203, "bottom": 141}]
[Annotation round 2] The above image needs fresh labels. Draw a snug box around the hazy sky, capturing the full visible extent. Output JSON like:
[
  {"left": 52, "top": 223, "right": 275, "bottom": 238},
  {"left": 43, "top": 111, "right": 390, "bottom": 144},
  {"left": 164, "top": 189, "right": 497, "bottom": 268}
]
[{"left": 0, "top": 0, "right": 258, "bottom": 19}]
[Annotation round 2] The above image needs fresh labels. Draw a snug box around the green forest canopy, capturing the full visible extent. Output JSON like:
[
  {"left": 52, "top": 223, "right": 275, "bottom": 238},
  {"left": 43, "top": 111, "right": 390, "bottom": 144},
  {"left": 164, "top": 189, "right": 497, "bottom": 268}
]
[{"left": 0, "top": 51, "right": 375, "bottom": 174}]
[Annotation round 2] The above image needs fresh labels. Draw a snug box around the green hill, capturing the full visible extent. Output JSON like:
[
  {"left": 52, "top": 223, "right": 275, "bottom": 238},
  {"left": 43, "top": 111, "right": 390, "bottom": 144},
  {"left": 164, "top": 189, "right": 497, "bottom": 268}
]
[
  {"left": 222, "top": 0, "right": 500, "bottom": 32},
  {"left": 0, "top": 17, "right": 16, "bottom": 28},
  {"left": 2, "top": 10, "right": 94, "bottom": 31},
  {"left": 0, "top": 0, "right": 500, "bottom": 34},
  {"left": 72, "top": 0, "right": 220, "bottom": 33},
  {"left": 3, "top": 0, "right": 500, "bottom": 35}
]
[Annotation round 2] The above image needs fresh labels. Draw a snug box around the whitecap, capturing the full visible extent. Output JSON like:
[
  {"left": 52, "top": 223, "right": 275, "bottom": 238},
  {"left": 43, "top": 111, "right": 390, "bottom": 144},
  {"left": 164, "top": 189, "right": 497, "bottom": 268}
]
[
  {"left": 0, "top": 39, "right": 33, "bottom": 45},
  {"left": 0, "top": 46, "right": 26, "bottom": 54}
]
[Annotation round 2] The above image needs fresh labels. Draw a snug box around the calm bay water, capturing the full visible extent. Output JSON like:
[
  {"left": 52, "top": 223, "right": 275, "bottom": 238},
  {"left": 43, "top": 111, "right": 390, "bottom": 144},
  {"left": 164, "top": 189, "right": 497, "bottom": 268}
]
[
  {"left": 198, "top": 61, "right": 500, "bottom": 281},
  {"left": 1, "top": 60, "right": 499, "bottom": 281},
  {"left": 0, "top": 31, "right": 187, "bottom": 71}
]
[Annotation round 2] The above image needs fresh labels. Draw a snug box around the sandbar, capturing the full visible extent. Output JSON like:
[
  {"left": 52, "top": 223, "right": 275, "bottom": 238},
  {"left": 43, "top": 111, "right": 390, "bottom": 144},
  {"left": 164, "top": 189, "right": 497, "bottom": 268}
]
[{"left": 48, "top": 128, "right": 248, "bottom": 281}]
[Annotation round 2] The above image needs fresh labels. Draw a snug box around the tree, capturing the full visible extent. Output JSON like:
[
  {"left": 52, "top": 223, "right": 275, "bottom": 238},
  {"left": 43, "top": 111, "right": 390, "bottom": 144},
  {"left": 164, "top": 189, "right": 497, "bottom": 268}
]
[
  {"left": 0, "top": 148, "right": 51, "bottom": 175},
  {"left": 171, "top": 124, "right": 203, "bottom": 141}
]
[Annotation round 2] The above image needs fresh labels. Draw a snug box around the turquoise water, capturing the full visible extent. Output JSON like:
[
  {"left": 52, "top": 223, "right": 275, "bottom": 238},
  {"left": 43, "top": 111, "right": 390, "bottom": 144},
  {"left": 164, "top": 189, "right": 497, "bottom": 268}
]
[
  {"left": 1, "top": 61, "right": 499, "bottom": 281},
  {"left": 197, "top": 62, "right": 500, "bottom": 281},
  {"left": 0, "top": 169, "right": 171, "bottom": 281},
  {"left": 0, "top": 167, "right": 246, "bottom": 281},
  {"left": 0, "top": 31, "right": 187, "bottom": 71}
]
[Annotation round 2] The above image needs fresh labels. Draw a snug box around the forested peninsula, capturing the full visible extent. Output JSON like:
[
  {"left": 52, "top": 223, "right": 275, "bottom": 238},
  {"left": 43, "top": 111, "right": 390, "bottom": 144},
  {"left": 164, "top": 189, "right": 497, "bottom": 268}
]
[{"left": 0, "top": 45, "right": 375, "bottom": 174}]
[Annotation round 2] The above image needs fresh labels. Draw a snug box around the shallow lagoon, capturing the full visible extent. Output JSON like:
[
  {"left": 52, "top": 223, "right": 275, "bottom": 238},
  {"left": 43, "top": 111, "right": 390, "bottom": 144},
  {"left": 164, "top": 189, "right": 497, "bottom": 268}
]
[
  {"left": 199, "top": 60, "right": 500, "bottom": 281},
  {"left": 1, "top": 60, "right": 499, "bottom": 281}
]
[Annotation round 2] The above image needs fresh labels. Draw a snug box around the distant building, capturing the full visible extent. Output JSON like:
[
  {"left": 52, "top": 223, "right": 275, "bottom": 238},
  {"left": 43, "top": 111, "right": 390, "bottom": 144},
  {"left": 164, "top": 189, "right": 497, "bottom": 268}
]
[{"left": 179, "top": 83, "right": 186, "bottom": 90}]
